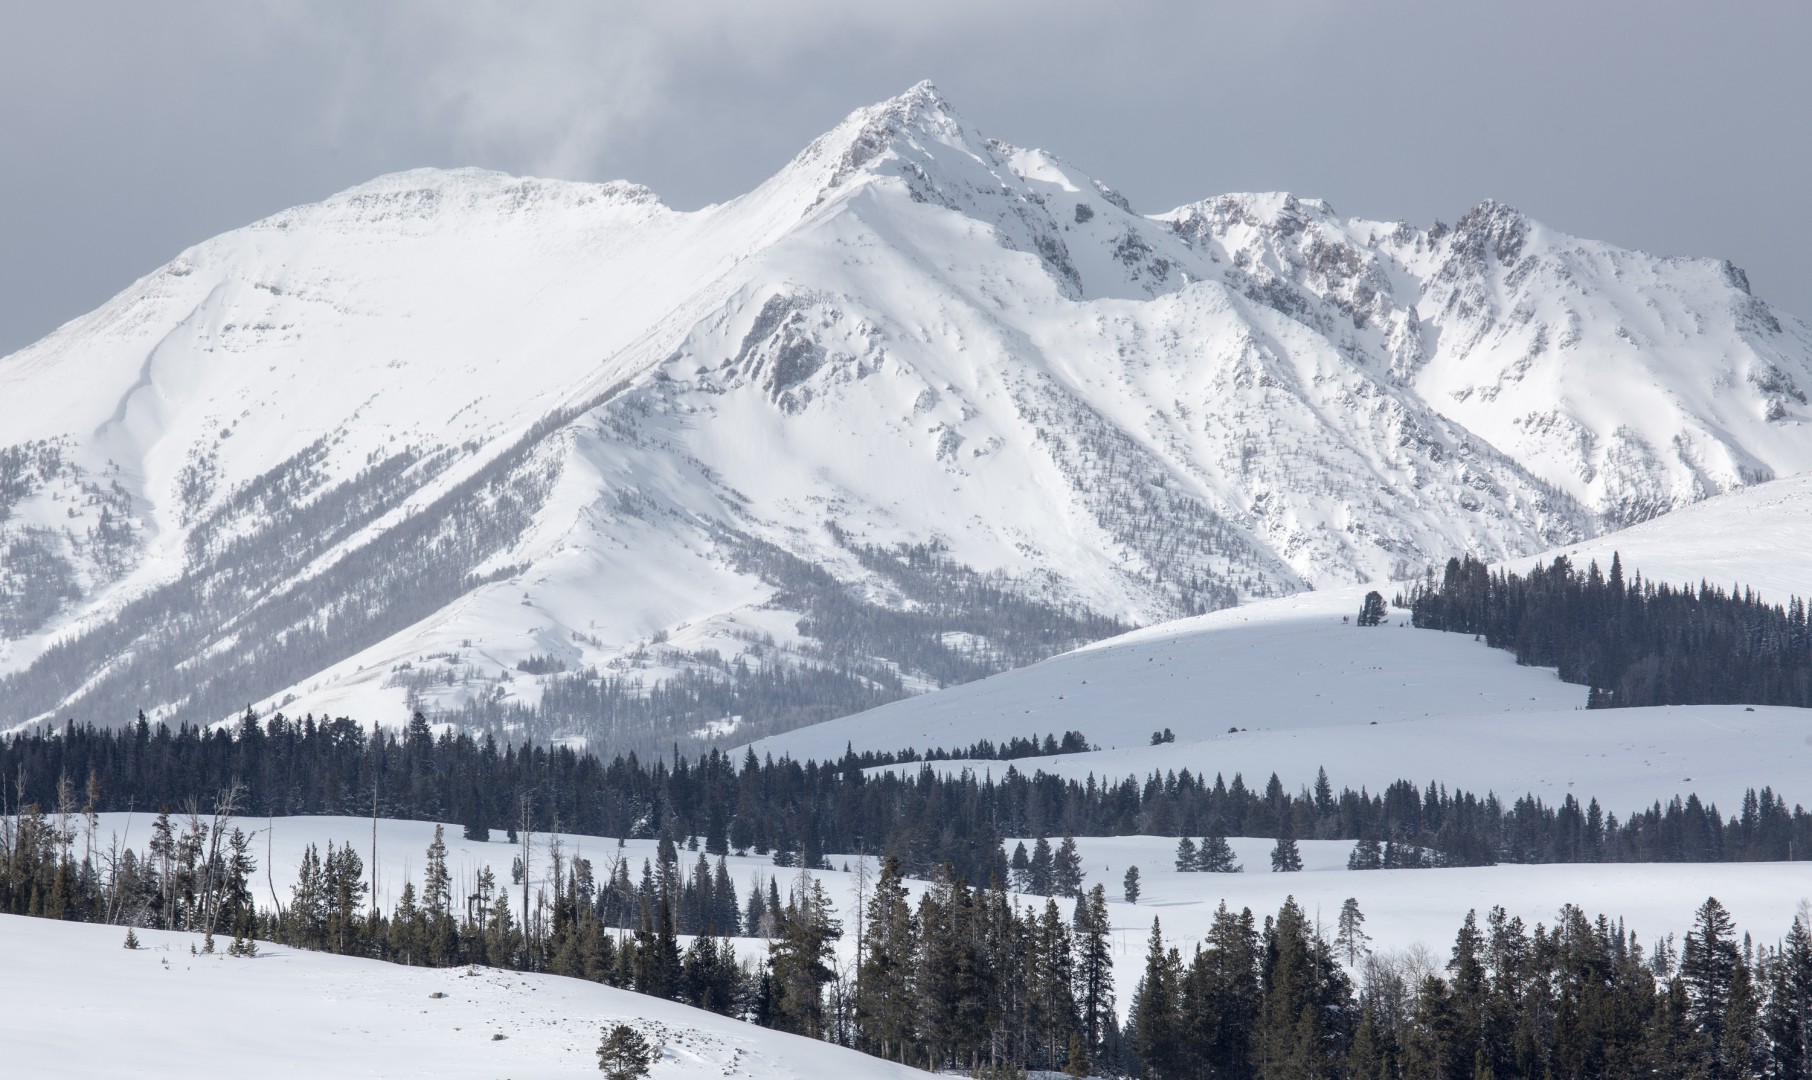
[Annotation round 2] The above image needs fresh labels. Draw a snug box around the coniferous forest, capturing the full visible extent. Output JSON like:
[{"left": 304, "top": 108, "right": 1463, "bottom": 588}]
[
  {"left": 3, "top": 790, "right": 1810, "bottom": 1079},
  {"left": 1406, "top": 553, "right": 1812, "bottom": 708},
  {"left": 1, "top": 713, "right": 1807, "bottom": 876}
]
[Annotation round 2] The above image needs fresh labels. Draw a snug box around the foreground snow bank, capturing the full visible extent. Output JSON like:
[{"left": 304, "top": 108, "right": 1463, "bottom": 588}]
[{"left": 0, "top": 915, "right": 918, "bottom": 1080}]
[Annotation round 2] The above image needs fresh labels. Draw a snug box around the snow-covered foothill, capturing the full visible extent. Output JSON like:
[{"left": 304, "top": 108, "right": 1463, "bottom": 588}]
[{"left": 748, "top": 475, "right": 1812, "bottom": 815}]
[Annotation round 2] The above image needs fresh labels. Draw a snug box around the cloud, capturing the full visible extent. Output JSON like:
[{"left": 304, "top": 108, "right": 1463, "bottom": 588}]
[{"left": 266, "top": 0, "right": 1027, "bottom": 180}]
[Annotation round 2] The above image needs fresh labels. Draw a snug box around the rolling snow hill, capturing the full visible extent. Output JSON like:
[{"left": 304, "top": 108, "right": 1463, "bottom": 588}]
[
  {"left": 5, "top": 83, "right": 1811, "bottom": 754},
  {"left": 747, "top": 476, "right": 1812, "bottom": 814},
  {"left": 0, "top": 914, "right": 924, "bottom": 1080}
]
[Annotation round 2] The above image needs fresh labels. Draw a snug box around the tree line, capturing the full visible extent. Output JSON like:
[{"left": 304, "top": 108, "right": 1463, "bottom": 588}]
[
  {"left": 2, "top": 712, "right": 1807, "bottom": 880},
  {"left": 1405, "top": 552, "right": 1812, "bottom": 709}
]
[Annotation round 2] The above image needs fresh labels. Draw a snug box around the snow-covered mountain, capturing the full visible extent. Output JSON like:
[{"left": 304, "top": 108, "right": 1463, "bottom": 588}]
[{"left": 4, "top": 83, "right": 1810, "bottom": 747}]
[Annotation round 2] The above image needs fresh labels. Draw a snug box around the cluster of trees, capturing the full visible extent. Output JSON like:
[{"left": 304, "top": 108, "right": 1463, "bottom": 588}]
[
  {"left": 1007, "top": 835, "right": 1087, "bottom": 895},
  {"left": 3, "top": 715, "right": 1806, "bottom": 880},
  {"left": 875, "top": 729, "right": 1095, "bottom": 764},
  {"left": 852, "top": 860, "right": 1118, "bottom": 1073},
  {"left": 1406, "top": 552, "right": 1812, "bottom": 709},
  {"left": 1174, "top": 834, "right": 1242, "bottom": 873},
  {"left": 1127, "top": 896, "right": 1812, "bottom": 1080}
]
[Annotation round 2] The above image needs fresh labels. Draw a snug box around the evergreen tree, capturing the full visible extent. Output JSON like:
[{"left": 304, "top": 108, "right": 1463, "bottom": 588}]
[
  {"left": 1031, "top": 836, "right": 1057, "bottom": 896},
  {"left": 422, "top": 825, "right": 455, "bottom": 963},
  {"left": 1175, "top": 837, "right": 1199, "bottom": 872},
  {"left": 1345, "top": 838, "right": 1382, "bottom": 870},
  {"left": 1064, "top": 1032, "right": 1089, "bottom": 1079},
  {"left": 596, "top": 1023, "right": 654, "bottom": 1079},
  {"left": 1761, "top": 913, "right": 1812, "bottom": 1079},
  {"left": 1683, "top": 896, "right": 1743, "bottom": 1071},
  {"left": 1123, "top": 865, "right": 1141, "bottom": 905},
  {"left": 462, "top": 794, "right": 490, "bottom": 843},
  {"left": 768, "top": 873, "right": 842, "bottom": 1039},
  {"left": 1334, "top": 897, "right": 1369, "bottom": 965},
  {"left": 1009, "top": 841, "right": 1032, "bottom": 891},
  {"left": 1029, "top": 898, "right": 1079, "bottom": 1070},
  {"left": 1258, "top": 896, "right": 1351, "bottom": 1079},
  {"left": 1131, "top": 918, "right": 1186, "bottom": 1078},
  {"left": 1073, "top": 884, "right": 1115, "bottom": 1059},
  {"left": 1269, "top": 818, "right": 1302, "bottom": 873},
  {"left": 1198, "top": 833, "right": 1242, "bottom": 874},
  {"left": 1053, "top": 837, "right": 1084, "bottom": 898},
  {"left": 1182, "top": 902, "right": 1262, "bottom": 1080},
  {"left": 855, "top": 856, "right": 917, "bottom": 1062},
  {"left": 1357, "top": 591, "right": 1387, "bottom": 627}
]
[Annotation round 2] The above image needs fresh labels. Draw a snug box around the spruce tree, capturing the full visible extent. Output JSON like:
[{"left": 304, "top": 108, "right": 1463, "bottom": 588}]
[
  {"left": 1174, "top": 837, "right": 1198, "bottom": 872},
  {"left": 1198, "top": 833, "right": 1242, "bottom": 874},
  {"left": 855, "top": 856, "right": 916, "bottom": 1061},
  {"left": 1123, "top": 865, "right": 1141, "bottom": 905},
  {"left": 1682, "top": 896, "right": 1741, "bottom": 1068},
  {"left": 1269, "top": 818, "right": 1302, "bottom": 873},
  {"left": 1072, "top": 884, "right": 1115, "bottom": 1058},
  {"left": 1345, "top": 838, "right": 1382, "bottom": 870},
  {"left": 1010, "top": 841, "right": 1032, "bottom": 891},
  {"left": 1053, "top": 837, "right": 1084, "bottom": 898},
  {"left": 768, "top": 874, "right": 842, "bottom": 1039},
  {"left": 1131, "top": 917, "right": 1185, "bottom": 1078},
  {"left": 1181, "top": 901, "right": 1261, "bottom": 1080},
  {"left": 1030, "top": 836, "right": 1056, "bottom": 896},
  {"left": 1761, "top": 914, "right": 1812, "bottom": 1078},
  {"left": 596, "top": 1023, "right": 654, "bottom": 1079},
  {"left": 1335, "top": 897, "right": 1369, "bottom": 965}
]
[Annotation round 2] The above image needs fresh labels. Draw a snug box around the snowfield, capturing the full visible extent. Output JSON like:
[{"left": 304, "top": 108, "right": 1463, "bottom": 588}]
[{"left": 0, "top": 914, "right": 923, "bottom": 1080}]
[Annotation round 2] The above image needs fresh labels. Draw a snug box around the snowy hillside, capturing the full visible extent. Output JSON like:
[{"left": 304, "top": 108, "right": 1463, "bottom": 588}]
[
  {"left": 0, "top": 914, "right": 924, "bottom": 1080},
  {"left": 748, "top": 475, "right": 1812, "bottom": 814},
  {"left": 4, "top": 83, "right": 1810, "bottom": 751}
]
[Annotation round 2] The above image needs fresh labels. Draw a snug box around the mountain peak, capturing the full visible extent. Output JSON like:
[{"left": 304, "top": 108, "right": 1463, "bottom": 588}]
[{"left": 783, "top": 81, "right": 973, "bottom": 198}]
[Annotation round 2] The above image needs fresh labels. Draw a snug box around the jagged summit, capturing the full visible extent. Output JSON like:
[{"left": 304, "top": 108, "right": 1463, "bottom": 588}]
[
  {"left": 776, "top": 80, "right": 983, "bottom": 201},
  {"left": 2, "top": 85, "right": 1810, "bottom": 748}
]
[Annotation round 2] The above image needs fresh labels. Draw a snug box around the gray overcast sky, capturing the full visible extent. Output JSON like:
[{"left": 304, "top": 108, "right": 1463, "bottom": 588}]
[{"left": 3, "top": 1, "right": 1808, "bottom": 356}]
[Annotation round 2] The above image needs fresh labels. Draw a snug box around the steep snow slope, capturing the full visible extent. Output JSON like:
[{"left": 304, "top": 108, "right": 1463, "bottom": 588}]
[
  {"left": 4, "top": 83, "right": 1809, "bottom": 751},
  {"left": 748, "top": 476, "right": 1812, "bottom": 812},
  {"left": 0, "top": 914, "right": 924, "bottom": 1080}
]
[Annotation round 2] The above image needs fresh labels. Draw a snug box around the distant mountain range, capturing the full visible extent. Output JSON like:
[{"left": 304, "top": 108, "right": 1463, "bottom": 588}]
[{"left": 4, "top": 82, "right": 1810, "bottom": 751}]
